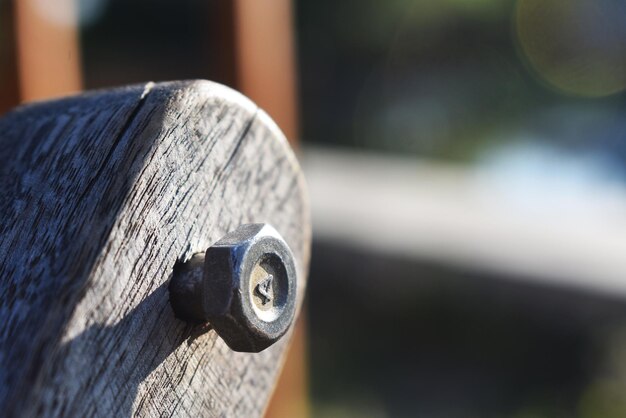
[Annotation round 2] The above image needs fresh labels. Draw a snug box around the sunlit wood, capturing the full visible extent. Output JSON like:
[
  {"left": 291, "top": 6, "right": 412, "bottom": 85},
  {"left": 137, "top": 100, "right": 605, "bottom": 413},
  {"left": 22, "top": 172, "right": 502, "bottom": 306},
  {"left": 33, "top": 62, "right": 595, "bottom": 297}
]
[{"left": 0, "top": 80, "right": 310, "bottom": 416}]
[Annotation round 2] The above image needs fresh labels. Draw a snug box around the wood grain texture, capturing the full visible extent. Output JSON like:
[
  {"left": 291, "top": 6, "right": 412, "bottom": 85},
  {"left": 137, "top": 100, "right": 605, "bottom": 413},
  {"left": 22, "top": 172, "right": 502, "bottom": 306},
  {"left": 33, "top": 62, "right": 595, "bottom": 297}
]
[{"left": 0, "top": 80, "right": 310, "bottom": 417}]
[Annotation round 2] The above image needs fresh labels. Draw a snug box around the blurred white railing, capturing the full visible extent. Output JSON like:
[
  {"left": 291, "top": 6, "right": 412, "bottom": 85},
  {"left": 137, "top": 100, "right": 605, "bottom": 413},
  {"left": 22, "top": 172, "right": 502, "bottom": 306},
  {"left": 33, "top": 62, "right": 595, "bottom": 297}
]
[{"left": 304, "top": 147, "right": 626, "bottom": 297}]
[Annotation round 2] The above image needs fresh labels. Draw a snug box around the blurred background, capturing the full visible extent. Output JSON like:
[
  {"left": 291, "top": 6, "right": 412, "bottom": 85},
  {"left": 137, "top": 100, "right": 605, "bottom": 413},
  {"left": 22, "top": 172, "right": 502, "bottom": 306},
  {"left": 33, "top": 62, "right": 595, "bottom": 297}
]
[{"left": 2, "top": 0, "right": 626, "bottom": 416}]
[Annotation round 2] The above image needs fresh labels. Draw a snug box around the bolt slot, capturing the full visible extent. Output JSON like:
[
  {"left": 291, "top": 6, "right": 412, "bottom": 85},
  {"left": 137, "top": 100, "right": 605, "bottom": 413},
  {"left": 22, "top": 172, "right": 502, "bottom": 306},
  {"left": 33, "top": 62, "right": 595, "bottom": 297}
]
[
  {"left": 248, "top": 253, "right": 289, "bottom": 323},
  {"left": 255, "top": 274, "right": 273, "bottom": 305}
]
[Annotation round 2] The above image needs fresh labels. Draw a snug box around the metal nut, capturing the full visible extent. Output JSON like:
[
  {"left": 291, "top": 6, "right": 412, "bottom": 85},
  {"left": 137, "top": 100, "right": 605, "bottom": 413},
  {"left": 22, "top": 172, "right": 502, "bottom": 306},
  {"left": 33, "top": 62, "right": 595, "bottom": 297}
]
[{"left": 169, "top": 224, "right": 297, "bottom": 352}]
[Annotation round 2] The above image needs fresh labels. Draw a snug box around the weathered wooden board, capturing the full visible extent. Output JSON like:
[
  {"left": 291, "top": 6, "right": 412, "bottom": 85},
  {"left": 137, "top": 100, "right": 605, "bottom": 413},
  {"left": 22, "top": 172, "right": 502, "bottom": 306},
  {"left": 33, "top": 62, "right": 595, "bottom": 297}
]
[{"left": 0, "top": 80, "right": 310, "bottom": 417}]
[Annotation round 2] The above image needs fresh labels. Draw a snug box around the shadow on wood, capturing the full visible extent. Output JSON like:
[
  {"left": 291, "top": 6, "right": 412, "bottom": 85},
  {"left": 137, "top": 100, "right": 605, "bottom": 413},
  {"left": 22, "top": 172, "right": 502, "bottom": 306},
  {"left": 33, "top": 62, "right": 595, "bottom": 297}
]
[{"left": 56, "top": 279, "right": 199, "bottom": 417}]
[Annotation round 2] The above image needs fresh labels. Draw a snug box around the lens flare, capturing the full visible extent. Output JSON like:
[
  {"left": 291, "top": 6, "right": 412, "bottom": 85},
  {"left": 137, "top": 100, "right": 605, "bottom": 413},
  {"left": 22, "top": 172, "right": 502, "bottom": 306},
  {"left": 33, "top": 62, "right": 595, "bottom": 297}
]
[{"left": 516, "top": 0, "right": 626, "bottom": 97}]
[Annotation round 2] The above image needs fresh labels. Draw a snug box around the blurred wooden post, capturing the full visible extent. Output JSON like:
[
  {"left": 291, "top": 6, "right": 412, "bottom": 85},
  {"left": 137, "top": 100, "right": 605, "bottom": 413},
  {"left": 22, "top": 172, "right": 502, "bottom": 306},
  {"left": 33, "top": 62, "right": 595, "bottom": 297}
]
[
  {"left": 234, "top": 0, "right": 299, "bottom": 146},
  {"left": 14, "top": 0, "right": 82, "bottom": 102},
  {"left": 232, "top": 1, "right": 308, "bottom": 417}
]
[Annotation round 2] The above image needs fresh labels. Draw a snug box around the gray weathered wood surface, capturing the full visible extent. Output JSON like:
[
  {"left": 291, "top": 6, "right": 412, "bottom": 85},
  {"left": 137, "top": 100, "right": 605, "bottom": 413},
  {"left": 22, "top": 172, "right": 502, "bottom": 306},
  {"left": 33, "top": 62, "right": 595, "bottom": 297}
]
[{"left": 0, "top": 80, "right": 310, "bottom": 417}]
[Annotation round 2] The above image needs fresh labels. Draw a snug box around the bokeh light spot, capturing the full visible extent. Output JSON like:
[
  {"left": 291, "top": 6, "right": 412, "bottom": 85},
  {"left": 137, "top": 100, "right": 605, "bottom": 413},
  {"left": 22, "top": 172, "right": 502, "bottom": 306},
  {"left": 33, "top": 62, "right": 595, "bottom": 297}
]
[{"left": 516, "top": 0, "right": 626, "bottom": 97}]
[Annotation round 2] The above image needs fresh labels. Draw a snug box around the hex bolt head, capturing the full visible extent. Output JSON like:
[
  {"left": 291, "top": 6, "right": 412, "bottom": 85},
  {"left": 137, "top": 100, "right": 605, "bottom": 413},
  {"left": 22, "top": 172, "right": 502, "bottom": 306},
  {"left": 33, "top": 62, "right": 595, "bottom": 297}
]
[{"left": 169, "top": 224, "right": 297, "bottom": 353}]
